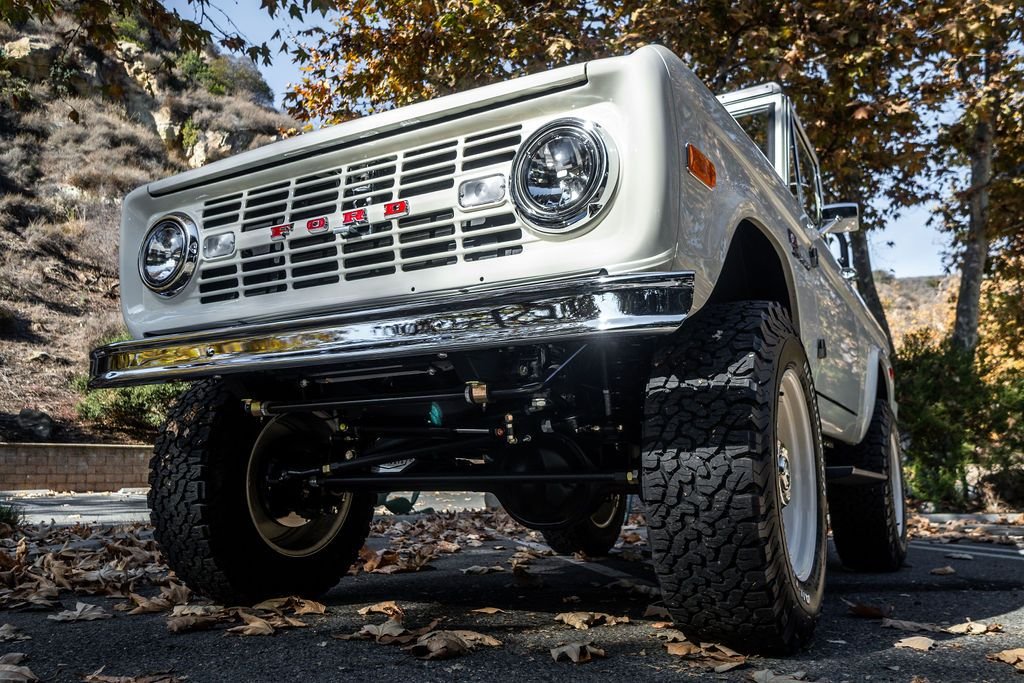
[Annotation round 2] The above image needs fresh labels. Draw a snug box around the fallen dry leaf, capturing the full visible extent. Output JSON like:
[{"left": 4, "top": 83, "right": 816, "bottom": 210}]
[
  {"left": 660, "top": 632, "right": 747, "bottom": 671},
  {"left": 841, "top": 598, "right": 892, "bottom": 619},
  {"left": 271, "top": 614, "right": 308, "bottom": 629},
  {"left": 550, "top": 642, "right": 606, "bottom": 664},
  {"left": 253, "top": 596, "right": 326, "bottom": 616},
  {"left": 357, "top": 600, "right": 405, "bottom": 621},
  {"left": 642, "top": 604, "right": 673, "bottom": 620},
  {"left": 405, "top": 631, "right": 469, "bottom": 660},
  {"left": 291, "top": 599, "right": 326, "bottom": 616},
  {"left": 81, "top": 668, "right": 184, "bottom": 683},
  {"left": 621, "top": 531, "right": 643, "bottom": 544},
  {"left": 654, "top": 628, "right": 690, "bottom": 643},
  {"left": 930, "top": 566, "right": 956, "bottom": 576},
  {"left": 170, "top": 605, "right": 222, "bottom": 617},
  {"left": 0, "top": 624, "right": 30, "bottom": 642},
  {"left": 989, "top": 648, "right": 1024, "bottom": 672},
  {"left": 461, "top": 565, "right": 504, "bottom": 575},
  {"left": 48, "top": 601, "right": 112, "bottom": 622},
  {"left": 555, "top": 612, "right": 629, "bottom": 630},
  {"left": 470, "top": 607, "right": 505, "bottom": 615},
  {"left": 945, "top": 552, "right": 974, "bottom": 560},
  {"left": 895, "top": 636, "right": 935, "bottom": 651},
  {"left": 0, "top": 663, "right": 37, "bottom": 682},
  {"left": 666, "top": 640, "right": 703, "bottom": 656},
  {"left": 435, "top": 541, "right": 461, "bottom": 554},
  {"left": 226, "top": 612, "right": 275, "bottom": 637},
  {"left": 881, "top": 618, "right": 945, "bottom": 633},
  {"left": 946, "top": 619, "right": 1002, "bottom": 635},
  {"left": 332, "top": 617, "right": 442, "bottom": 645},
  {"left": 127, "top": 593, "right": 172, "bottom": 615},
  {"left": 405, "top": 630, "right": 501, "bottom": 660}
]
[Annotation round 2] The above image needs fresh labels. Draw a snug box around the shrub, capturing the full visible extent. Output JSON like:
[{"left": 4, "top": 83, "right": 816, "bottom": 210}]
[
  {"left": 181, "top": 117, "right": 199, "bottom": 150},
  {"left": 73, "top": 376, "right": 185, "bottom": 432},
  {"left": 73, "top": 332, "right": 186, "bottom": 432},
  {"left": 0, "top": 500, "right": 23, "bottom": 528},
  {"left": 896, "top": 330, "right": 1024, "bottom": 508},
  {"left": 177, "top": 51, "right": 275, "bottom": 106},
  {"left": 113, "top": 14, "right": 149, "bottom": 47}
]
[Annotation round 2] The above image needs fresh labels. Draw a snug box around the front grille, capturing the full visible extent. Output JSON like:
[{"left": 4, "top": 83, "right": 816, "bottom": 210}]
[{"left": 195, "top": 125, "right": 529, "bottom": 305}]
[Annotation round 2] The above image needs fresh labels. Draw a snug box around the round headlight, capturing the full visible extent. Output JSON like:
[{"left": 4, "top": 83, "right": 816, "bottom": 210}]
[
  {"left": 510, "top": 119, "right": 615, "bottom": 233},
  {"left": 138, "top": 214, "right": 199, "bottom": 296}
]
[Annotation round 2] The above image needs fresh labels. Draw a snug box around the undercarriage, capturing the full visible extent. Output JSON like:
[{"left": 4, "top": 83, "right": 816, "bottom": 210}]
[{"left": 241, "top": 340, "right": 648, "bottom": 530}]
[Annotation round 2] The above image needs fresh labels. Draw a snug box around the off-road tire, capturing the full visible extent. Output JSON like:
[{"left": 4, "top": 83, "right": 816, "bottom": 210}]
[
  {"left": 642, "top": 301, "right": 827, "bottom": 653},
  {"left": 541, "top": 494, "right": 628, "bottom": 556},
  {"left": 827, "top": 399, "right": 907, "bottom": 571},
  {"left": 149, "top": 380, "right": 375, "bottom": 604}
]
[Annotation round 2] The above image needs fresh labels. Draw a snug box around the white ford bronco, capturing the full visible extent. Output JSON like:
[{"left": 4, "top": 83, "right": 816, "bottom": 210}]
[{"left": 90, "top": 45, "right": 906, "bottom": 652}]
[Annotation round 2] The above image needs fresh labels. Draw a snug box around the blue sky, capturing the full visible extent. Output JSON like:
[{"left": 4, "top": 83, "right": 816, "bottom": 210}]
[{"left": 171, "top": 1, "right": 949, "bottom": 278}]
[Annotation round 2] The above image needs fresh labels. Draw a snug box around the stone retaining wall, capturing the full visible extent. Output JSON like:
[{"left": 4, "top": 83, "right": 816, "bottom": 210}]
[{"left": 0, "top": 443, "right": 151, "bottom": 492}]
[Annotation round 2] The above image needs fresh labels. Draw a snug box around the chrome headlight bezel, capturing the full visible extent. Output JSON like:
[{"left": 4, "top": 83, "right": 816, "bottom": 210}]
[
  {"left": 138, "top": 213, "right": 200, "bottom": 297},
  {"left": 510, "top": 118, "right": 618, "bottom": 234}
]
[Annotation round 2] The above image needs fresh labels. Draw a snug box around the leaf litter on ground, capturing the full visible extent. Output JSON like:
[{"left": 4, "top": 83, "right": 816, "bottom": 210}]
[{"left": 655, "top": 629, "right": 747, "bottom": 672}]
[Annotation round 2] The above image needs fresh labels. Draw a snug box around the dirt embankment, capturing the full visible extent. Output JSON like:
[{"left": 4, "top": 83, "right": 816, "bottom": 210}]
[{"left": 0, "top": 17, "right": 293, "bottom": 443}]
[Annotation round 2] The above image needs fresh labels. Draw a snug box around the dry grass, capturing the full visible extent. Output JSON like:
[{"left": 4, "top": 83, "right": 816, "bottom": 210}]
[
  {"left": 45, "top": 97, "right": 176, "bottom": 196},
  {"left": 0, "top": 17, "right": 296, "bottom": 442},
  {"left": 187, "top": 87, "right": 294, "bottom": 134}
]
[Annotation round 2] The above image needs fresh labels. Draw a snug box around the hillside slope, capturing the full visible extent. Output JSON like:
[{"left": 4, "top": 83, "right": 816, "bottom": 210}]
[
  {"left": 876, "top": 273, "right": 957, "bottom": 349},
  {"left": 0, "top": 16, "right": 293, "bottom": 442}
]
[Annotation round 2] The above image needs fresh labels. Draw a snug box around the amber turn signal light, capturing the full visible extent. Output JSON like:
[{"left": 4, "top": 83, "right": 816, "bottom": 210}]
[{"left": 686, "top": 143, "right": 716, "bottom": 189}]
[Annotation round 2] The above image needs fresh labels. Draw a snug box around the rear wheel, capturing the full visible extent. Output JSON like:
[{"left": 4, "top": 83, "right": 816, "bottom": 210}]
[
  {"left": 149, "top": 380, "right": 374, "bottom": 604},
  {"left": 827, "top": 399, "right": 908, "bottom": 571},
  {"left": 541, "top": 493, "right": 628, "bottom": 556},
  {"left": 642, "top": 301, "right": 827, "bottom": 653}
]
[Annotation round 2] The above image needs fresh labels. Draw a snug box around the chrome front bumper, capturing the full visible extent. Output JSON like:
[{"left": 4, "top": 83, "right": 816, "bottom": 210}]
[{"left": 89, "top": 271, "right": 694, "bottom": 388}]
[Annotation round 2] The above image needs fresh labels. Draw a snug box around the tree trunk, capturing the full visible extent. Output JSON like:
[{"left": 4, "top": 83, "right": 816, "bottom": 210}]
[
  {"left": 848, "top": 229, "right": 895, "bottom": 351},
  {"left": 950, "top": 114, "right": 994, "bottom": 355}
]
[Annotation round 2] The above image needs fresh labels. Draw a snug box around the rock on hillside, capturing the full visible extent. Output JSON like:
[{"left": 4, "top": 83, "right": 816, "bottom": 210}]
[
  {"left": 0, "top": 15, "right": 294, "bottom": 442},
  {"left": 875, "top": 272, "right": 957, "bottom": 350}
]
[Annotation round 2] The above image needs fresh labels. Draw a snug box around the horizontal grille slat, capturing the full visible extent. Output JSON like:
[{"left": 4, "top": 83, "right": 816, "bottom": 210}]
[
  {"left": 462, "top": 151, "right": 516, "bottom": 172},
  {"left": 464, "top": 135, "right": 521, "bottom": 158},
  {"left": 194, "top": 126, "right": 531, "bottom": 304}
]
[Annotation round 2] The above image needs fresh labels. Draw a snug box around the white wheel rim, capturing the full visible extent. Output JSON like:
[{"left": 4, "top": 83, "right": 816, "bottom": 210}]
[
  {"left": 776, "top": 368, "right": 817, "bottom": 582},
  {"left": 890, "top": 431, "right": 905, "bottom": 536}
]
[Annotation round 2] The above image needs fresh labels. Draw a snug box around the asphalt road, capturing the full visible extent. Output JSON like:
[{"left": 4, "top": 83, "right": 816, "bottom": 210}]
[{"left": 2, "top": 531, "right": 1023, "bottom": 682}]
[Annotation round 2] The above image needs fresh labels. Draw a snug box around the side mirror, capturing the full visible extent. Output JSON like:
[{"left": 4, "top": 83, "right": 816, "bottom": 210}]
[{"left": 821, "top": 203, "right": 860, "bottom": 234}]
